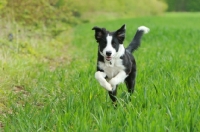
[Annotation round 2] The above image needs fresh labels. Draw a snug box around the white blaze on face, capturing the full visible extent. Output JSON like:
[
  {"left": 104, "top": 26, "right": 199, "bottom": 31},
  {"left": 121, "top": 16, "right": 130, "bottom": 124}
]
[
  {"left": 103, "top": 35, "right": 116, "bottom": 57},
  {"left": 115, "top": 44, "right": 125, "bottom": 58}
]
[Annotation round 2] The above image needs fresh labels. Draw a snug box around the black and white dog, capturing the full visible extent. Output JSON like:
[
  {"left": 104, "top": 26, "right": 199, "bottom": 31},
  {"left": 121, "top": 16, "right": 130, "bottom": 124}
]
[{"left": 92, "top": 24, "right": 149, "bottom": 102}]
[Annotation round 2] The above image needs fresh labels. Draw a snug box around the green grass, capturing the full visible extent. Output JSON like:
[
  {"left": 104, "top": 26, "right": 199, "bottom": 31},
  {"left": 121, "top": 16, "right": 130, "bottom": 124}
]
[{"left": 1, "top": 13, "right": 200, "bottom": 131}]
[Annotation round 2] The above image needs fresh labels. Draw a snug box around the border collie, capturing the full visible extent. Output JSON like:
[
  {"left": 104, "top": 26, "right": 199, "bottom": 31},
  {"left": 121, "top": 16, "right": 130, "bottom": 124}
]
[{"left": 92, "top": 24, "right": 149, "bottom": 102}]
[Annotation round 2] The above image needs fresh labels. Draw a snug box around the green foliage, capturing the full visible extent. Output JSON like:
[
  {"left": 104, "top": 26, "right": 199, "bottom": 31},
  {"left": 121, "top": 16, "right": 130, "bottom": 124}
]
[
  {"left": 166, "top": 0, "right": 200, "bottom": 11},
  {"left": 0, "top": 0, "right": 167, "bottom": 26},
  {"left": 185, "top": 0, "right": 200, "bottom": 11},
  {"left": 1, "top": 13, "right": 200, "bottom": 131},
  {"left": 0, "top": 0, "right": 6, "bottom": 9},
  {"left": 0, "top": 0, "right": 81, "bottom": 29},
  {"left": 72, "top": 0, "right": 167, "bottom": 15}
]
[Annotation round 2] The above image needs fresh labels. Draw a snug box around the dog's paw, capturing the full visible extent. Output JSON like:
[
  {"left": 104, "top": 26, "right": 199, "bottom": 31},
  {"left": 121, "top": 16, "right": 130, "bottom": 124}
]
[
  {"left": 105, "top": 83, "right": 112, "bottom": 91},
  {"left": 109, "top": 78, "right": 117, "bottom": 86}
]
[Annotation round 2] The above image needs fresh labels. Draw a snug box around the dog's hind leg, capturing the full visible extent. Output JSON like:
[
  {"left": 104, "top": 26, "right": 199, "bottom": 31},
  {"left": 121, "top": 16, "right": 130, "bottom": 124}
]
[{"left": 125, "top": 71, "right": 136, "bottom": 94}]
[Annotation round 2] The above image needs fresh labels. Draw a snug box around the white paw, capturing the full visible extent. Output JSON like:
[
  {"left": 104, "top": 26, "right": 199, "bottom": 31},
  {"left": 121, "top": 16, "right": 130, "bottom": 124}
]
[
  {"left": 109, "top": 78, "right": 117, "bottom": 86},
  {"left": 105, "top": 83, "right": 112, "bottom": 91}
]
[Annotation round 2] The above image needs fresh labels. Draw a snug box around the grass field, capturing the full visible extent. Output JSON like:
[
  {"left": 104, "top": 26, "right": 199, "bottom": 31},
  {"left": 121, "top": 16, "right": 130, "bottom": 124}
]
[{"left": 0, "top": 13, "right": 200, "bottom": 131}]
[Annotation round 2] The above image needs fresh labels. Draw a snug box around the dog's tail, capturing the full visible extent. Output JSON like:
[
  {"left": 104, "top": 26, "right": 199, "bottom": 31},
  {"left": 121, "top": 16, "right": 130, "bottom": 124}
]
[{"left": 126, "top": 26, "right": 150, "bottom": 53}]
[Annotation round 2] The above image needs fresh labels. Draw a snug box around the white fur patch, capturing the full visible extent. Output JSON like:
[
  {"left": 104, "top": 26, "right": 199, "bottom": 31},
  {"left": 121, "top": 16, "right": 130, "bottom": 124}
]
[
  {"left": 109, "top": 71, "right": 127, "bottom": 88},
  {"left": 138, "top": 26, "right": 150, "bottom": 34},
  {"left": 102, "top": 35, "right": 116, "bottom": 58},
  {"left": 98, "top": 56, "right": 125, "bottom": 79},
  {"left": 115, "top": 44, "right": 125, "bottom": 58}
]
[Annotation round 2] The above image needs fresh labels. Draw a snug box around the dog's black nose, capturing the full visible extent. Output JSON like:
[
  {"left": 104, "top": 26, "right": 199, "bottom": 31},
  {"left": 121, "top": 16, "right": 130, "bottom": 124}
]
[{"left": 106, "top": 51, "right": 112, "bottom": 56}]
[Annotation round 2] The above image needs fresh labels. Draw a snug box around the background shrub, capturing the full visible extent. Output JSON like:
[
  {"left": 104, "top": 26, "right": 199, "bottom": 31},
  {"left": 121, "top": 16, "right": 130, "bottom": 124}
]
[
  {"left": 166, "top": 0, "right": 200, "bottom": 12},
  {"left": 0, "top": 0, "right": 167, "bottom": 26}
]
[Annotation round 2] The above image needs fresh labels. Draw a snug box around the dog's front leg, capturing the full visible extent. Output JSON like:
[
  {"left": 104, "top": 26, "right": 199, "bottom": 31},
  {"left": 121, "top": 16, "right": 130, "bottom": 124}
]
[
  {"left": 109, "top": 71, "right": 127, "bottom": 91},
  {"left": 95, "top": 71, "right": 112, "bottom": 91}
]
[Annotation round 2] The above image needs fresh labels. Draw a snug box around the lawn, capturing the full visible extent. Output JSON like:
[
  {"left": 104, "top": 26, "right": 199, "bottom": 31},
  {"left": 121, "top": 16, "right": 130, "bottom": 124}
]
[{"left": 0, "top": 13, "right": 200, "bottom": 131}]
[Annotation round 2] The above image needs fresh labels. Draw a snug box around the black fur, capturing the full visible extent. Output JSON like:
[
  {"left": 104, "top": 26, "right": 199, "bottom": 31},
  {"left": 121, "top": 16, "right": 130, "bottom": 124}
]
[{"left": 126, "top": 29, "right": 146, "bottom": 53}]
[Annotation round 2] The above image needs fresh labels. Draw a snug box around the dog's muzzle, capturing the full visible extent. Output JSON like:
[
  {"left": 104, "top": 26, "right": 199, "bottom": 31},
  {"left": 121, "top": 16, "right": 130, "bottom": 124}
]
[{"left": 106, "top": 51, "right": 112, "bottom": 61}]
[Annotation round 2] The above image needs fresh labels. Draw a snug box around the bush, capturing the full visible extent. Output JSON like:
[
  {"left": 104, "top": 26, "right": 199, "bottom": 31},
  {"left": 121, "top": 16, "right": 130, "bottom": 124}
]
[
  {"left": 166, "top": 0, "right": 200, "bottom": 12},
  {"left": 0, "top": 0, "right": 7, "bottom": 9},
  {"left": 0, "top": 0, "right": 80, "bottom": 26},
  {"left": 186, "top": 1, "right": 200, "bottom": 11},
  {"left": 0, "top": 0, "right": 167, "bottom": 26}
]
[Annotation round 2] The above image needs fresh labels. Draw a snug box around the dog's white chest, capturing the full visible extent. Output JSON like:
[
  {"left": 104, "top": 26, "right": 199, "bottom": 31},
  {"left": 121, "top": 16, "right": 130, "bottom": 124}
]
[{"left": 98, "top": 59, "right": 125, "bottom": 79}]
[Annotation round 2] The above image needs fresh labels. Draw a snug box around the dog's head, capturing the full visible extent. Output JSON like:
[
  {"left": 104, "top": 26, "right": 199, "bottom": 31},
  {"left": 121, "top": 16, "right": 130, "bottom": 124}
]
[{"left": 92, "top": 25, "right": 126, "bottom": 61}]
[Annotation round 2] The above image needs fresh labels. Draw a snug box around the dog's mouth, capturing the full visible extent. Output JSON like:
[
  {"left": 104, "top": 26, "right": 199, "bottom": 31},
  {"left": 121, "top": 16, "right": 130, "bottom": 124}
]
[{"left": 106, "top": 56, "right": 112, "bottom": 61}]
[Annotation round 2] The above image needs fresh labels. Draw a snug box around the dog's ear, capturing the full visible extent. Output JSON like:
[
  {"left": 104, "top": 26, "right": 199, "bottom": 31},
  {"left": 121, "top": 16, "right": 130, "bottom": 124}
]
[
  {"left": 116, "top": 24, "right": 126, "bottom": 43},
  {"left": 92, "top": 26, "right": 105, "bottom": 42}
]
